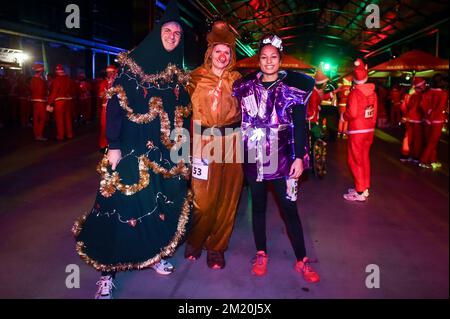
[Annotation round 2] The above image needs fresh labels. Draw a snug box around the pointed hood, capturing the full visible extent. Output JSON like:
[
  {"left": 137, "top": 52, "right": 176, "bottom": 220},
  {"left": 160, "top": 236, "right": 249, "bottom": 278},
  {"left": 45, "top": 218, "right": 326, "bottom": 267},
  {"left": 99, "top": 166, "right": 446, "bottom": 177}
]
[{"left": 128, "top": 0, "right": 183, "bottom": 74}]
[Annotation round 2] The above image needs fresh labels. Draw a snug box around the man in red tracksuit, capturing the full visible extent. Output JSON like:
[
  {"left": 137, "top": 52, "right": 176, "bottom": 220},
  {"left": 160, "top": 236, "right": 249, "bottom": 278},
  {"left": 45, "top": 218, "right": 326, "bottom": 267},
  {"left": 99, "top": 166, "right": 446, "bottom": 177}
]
[
  {"left": 343, "top": 59, "right": 377, "bottom": 202},
  {"left": 30, "top": 63, "right": 48, "bottom": 141},
  {"left": 419, "top": 74, "right": 449, "bottom": 168},
  {"left": 48, "top": 64, "right": 74, "bottom": 141},
  {"left": 98, "top": 64, "right": 118, "bottom": 151},
  {"left": 307, "top": 68, "right": 328, "bottom": 125},
  {"left": 403, "top": 77, "right": 426, "bottom": 163}
]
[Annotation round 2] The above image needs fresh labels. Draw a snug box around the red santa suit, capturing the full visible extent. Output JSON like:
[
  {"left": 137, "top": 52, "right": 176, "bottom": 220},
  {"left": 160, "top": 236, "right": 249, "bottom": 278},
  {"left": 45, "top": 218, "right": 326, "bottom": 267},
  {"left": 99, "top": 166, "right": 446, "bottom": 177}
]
[
  {"left": 404, "top": 77, "right": 427, "bottom": 160},
  {"left": 400, "top": 92, "right": 412, "bottom": 157},
  {"left": 390, "top": 86, "right": 402, "bottom": 125},
  {"left": 97, "top": 78, "right": 109, "bottom": 148},
  {"left": 376, "top": 84, "right": 389, "bottom": 128},
  {"left": 307, "top": 87, "right": 321, "bottom": 124},
  {"left": 30, "top": 64, "right": 48, "bottom": 139},
  {"left": 48, "top": 65, "right": 74, "bottom": 140},
  {"left": 98, "top": 65, "right": 118, "bottom": 149},
  {"left": 344, "top": 59, "right": 377, "bottom": 193},
  {"left": 307, "top": 69, "right": 329, "bottom": 125},
  {"left": 337, "top": 83, "right": 351, "bottom": 136},
  {"left": 420, "top": 87, "right": 449, "bottom": 165}
]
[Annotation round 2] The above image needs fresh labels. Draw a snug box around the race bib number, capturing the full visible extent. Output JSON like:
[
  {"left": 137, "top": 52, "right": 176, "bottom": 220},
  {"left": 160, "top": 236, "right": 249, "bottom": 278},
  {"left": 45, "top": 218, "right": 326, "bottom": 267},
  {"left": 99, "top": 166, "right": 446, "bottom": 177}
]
[
  {"left": 192, "top": 158, "right": 209, "bottom": 180},
  {"left": 243, "top": 94, "right": 258, "bottom": 117},
  {"left": 365, "top": 104, "right": 374, "bottom": 118}
]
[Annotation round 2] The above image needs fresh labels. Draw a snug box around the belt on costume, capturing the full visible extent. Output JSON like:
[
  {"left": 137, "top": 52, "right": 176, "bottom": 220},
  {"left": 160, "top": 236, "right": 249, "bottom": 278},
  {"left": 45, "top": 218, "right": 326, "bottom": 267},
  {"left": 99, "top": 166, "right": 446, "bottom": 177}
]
[{"left": 198, "top": 122, "right": 241, "bottom": 136}]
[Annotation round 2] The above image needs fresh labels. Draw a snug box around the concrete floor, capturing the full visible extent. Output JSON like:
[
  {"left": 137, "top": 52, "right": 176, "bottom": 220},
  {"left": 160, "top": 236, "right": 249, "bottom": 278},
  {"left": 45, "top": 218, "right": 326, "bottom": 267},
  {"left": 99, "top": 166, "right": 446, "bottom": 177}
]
[{"left": 0, "top": 123, "right": 448, "bottom": 299}]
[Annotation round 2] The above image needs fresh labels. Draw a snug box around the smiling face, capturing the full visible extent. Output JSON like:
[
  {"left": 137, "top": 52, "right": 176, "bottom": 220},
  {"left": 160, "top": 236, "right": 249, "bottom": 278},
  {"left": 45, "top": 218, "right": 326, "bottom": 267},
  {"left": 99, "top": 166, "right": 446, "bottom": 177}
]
[
  {"left": 259, "top": 45, "right": 281, "bottom": 77},
  {"left": 160, "top": 22, "right": 182, "bottom": 52},
  {"left": 211, "top": 44, "right": 232, "bottom": 71}
]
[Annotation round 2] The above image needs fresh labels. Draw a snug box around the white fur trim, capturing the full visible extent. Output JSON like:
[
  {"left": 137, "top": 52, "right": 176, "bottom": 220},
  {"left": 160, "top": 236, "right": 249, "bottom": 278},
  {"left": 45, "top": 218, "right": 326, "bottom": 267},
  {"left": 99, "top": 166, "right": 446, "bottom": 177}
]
[
  {"left": 353, "top": 76, "right": 368, "bottom": 85},
  {"left": 315, "top": 78, "right": 328, "bottom": 85},
  {"left": 347, "top": 128, "right": 374, "bottom": 134},
  {"left": 414, "top": 80, "right": 426, "bottom": 87}
]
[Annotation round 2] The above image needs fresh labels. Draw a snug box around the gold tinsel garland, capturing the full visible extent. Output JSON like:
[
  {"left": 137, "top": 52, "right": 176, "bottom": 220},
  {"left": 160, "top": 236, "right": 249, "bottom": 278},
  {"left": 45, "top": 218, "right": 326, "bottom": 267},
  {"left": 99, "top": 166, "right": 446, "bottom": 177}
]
[
  {"left": 96, "top": 154, "right": 190, "bottom": 198},
  {"left": 72, "top": 190, "right": 193, "bottom": 272},
  {"left": 117, "top": 52, "right": 190, "bottom": 87},
  {"left": 97, "top": 155, "right": 150, "bottom": 198},
  {"left": 106, "top": 85, "right": 192, "bottom": 150}
]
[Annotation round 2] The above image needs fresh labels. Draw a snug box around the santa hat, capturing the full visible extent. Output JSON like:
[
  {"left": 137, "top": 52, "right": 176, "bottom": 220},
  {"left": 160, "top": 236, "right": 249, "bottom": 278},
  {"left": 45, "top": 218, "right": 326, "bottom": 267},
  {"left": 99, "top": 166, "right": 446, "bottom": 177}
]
[
  {"left": 315, "top": 68, "right": 328, "bottom": 85},
  {"left": 413, "top": 77, "right": 426, "bottom": 88},
  {"left": 55, "top": 64, "right": 65, "bottom": 75},
  {"left": 353, "top": 58, "right": 368, "bottom": 84},
  {"left": 207, "top": 21, "right": 236, "bottom": 49},
  {"left": 32, "top": 63, "right": 44, "bottom": 72},
  {"left": 106, "top": 64, "right": 118, "bottom": 73}
]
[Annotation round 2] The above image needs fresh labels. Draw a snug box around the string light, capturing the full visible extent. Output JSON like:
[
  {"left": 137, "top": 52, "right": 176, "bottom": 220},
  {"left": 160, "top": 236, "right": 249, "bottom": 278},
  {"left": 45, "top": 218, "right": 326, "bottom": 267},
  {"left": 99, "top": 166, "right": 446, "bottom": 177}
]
[
  {"left": 73, "top": 191, "right": 193, "bottom": 272},
  {"left": 92, "top": 192, "right": 174, "bottom": 226}
]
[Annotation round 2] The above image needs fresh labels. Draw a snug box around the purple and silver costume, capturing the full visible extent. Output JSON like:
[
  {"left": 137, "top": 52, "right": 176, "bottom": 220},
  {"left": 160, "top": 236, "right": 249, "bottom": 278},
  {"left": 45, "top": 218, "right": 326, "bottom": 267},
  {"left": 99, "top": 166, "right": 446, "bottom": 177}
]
[{"left": 233, "top": 71, "right": 313, "bottom": 181}]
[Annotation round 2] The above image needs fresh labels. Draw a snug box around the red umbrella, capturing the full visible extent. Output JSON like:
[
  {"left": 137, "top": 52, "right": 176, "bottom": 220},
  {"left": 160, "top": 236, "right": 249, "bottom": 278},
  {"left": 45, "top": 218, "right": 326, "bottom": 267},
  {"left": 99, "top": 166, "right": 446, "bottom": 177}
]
[
  {"left": 235, "top": 54, "right": 314, "bottom": 70},
  {"left": 371, "top": 50, "right": 449, "bottom": 72}
]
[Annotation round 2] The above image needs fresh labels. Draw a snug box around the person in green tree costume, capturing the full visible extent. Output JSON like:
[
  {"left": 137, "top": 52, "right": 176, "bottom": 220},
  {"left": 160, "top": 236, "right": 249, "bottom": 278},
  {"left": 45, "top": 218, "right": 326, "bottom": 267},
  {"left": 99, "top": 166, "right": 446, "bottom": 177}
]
[{"left": 72, "top": 0, "right": 192, "bottom": 299}]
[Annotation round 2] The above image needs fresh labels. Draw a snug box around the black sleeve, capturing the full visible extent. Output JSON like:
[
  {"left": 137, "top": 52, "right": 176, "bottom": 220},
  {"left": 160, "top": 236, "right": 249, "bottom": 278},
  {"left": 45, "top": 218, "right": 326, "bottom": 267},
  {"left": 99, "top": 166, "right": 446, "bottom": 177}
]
[
  {"left": 106, "top": 95, "right": 124, "bottom": 150},
  {"left": 293, "top": 104, "right": 307, "bottom": 159}
]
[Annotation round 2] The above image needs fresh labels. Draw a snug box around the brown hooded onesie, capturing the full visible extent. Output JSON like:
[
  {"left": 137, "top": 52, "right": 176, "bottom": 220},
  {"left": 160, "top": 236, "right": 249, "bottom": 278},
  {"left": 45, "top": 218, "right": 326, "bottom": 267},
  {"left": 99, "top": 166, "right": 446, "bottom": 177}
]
[{"left": 185, "top": 22, "right": 243, "bottom": 267}]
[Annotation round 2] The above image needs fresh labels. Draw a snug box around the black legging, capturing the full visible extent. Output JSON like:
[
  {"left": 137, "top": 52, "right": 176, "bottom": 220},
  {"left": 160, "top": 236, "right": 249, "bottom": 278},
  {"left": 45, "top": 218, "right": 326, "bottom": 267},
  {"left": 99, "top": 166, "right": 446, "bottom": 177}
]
[{"left": 247, "top": 177, "right": 307, "bottom": 261}]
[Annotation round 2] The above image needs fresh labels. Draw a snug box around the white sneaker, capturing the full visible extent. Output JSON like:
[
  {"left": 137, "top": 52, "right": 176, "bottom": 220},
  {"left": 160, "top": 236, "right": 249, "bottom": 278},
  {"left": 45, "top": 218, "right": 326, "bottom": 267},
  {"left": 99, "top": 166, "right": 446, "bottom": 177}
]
[
  {"left": 343, "top": 192, "right": 367, "bottom": 202},
  {"left": 347, "top": 188, "right": 369, "bottom": 198},
  {"left": 151, "top": 259, "right": 174, "bottom": 275},
  {"left": 95, "top": 275, "right": 115, "bottom": 299}
]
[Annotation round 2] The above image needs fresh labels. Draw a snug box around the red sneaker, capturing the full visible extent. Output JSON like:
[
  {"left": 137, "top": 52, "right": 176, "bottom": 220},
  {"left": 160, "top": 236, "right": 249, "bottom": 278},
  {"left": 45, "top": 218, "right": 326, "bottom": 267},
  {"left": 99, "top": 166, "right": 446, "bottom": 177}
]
[
  {"left": 295, "top": 257, "right": 320, "bottom": 283},
  {"left": 252, "top": 251, "right": 268, "bottom": 276}
]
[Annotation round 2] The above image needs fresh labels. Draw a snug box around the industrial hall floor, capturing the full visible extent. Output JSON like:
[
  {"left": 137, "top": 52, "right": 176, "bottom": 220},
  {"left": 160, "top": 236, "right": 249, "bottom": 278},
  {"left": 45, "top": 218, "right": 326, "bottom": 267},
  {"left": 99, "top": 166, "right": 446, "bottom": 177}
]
[{"left": 0, "top": 123, "right": 448, "bottom": 299}]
